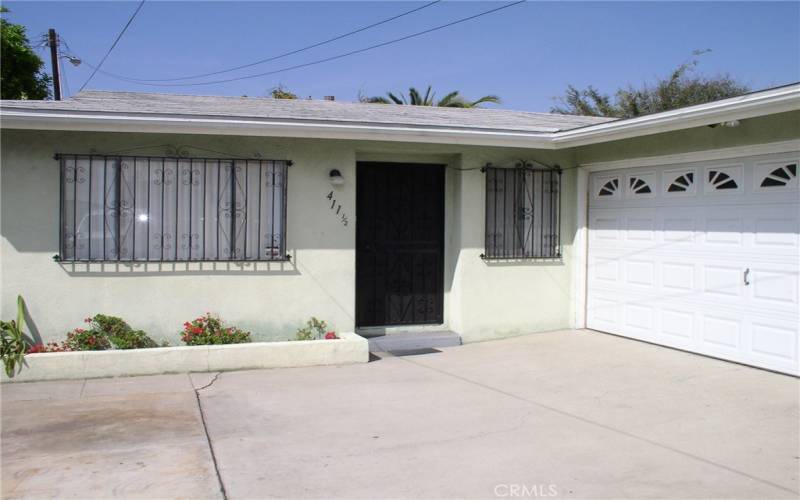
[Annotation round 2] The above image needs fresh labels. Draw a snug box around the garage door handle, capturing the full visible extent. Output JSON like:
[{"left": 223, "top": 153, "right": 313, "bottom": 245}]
[{"left": 744, "top": 268, "right": 750, "bottom": 286}]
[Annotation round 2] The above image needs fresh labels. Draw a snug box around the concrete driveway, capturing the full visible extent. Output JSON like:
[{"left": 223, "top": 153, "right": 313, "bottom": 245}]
[{"left": 2, "top": 329, "right": 798, "bottom": 499}]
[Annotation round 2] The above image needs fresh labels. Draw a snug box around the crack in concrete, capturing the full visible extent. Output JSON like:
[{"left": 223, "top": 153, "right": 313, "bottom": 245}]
[
  {"left": 192, "top": 372, "right": 227, "bottom": 500},
  {"left": 400, "top": 357, "right": 799, "bottom": 496},
  {"left": 195, "top": 371, "right": 222, "bottom": 392}
]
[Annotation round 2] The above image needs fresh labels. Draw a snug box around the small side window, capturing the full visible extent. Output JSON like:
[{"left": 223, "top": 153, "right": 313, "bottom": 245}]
[
  {"left": 667, "top": 172, "right": 694, "bottom": 192},
  {"left": 760, "top": 163, "right": 797, "bottom": 188},
  {"left": 484, "top": 166, "right": 561, "bottom": 259},
  {"left": 598, "top": 178, "right": 619, "bottom": 197},
  {"left": 708, "top": 170, "right": 738, "bottom": 190}
]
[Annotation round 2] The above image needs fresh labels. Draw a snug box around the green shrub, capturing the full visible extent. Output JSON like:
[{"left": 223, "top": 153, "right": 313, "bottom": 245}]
[
  {"left": 0, "top": 296, "right": 30, "bottom": 377},
  {"left": 181, "top": 313, "right": 251, "bottom": 345},
  {"left": 294, "top": 317, "right": 328, "bottom": 341},
  {"left": 89, "top": 314, "right": 156, "bottom": 349},
  {"left": 64, "top": 327, "right": 111, "bottom": 351}
]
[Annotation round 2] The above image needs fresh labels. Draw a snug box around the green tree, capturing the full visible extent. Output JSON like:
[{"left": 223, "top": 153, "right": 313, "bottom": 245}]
[
  {"left": 1, "top": 8, "right": 51, "bottom": 100},
  {"left": 551, "top": 52, "right": 750, "bottom": 118},
  {"left": 269, "top": 84, "right": 297, "bottom": 99},
  {"left": 362, "top": 85, "right": 500, "bottom": 108}
]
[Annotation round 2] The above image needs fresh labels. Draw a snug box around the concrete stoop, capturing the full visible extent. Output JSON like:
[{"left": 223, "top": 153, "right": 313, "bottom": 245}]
[{"left": 364, "top": 330, "right": 462, "bottom": 353}]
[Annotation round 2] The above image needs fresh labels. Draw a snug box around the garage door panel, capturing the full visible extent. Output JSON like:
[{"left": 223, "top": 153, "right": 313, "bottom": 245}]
[
  {"left": 701, "top": 315, "right": 742, "bottom": 351},
  {"left": 660, "top": 309, "right": 695, "bottom": 340},
  {"left": 588, "top": 154, "right": 799, "bottom": 375},
  {"left": 750, "top": 320, "right": 799, "bottom": 366},
  {"left": 624, "top": 259, "right": 656, "bottom": 288},
  {"left": 661, "top": 262, "right": 695, "bottom": 291},
  {"left": 751, "top": 268, "right": 798, "bottom": 306},
  {"left": 625, "top": 215, "right": 656, "bottom": 241},
  {"left": 703, "top": 215, "right": 744, "bottom": 246},
  {"left": 703, "top": 265, "right": 744, "bottom": 299},
  {"left": 752, "top": 213, "right": 800, "bottom": 251}
]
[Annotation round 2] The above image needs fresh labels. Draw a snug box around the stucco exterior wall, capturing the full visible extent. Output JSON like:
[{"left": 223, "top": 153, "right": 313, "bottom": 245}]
[
  {"left": 572, "top": 111, "right": 800, "bottom": 164},
  {"left": 3, "top": 111, "right": 794, "bottom": 346},
  {"left": 0, "top": 130, "right": 577, "bottom": 345}
]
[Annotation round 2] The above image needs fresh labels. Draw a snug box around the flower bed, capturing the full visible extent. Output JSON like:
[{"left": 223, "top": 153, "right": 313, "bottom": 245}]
[{"left": 1, "top": 332, "right": 369, "bottom": 383}]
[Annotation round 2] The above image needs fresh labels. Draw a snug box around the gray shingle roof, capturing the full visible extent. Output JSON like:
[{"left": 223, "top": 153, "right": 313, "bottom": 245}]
[{"left": 0, "top": 91, "right": 616, "bottom": 133}]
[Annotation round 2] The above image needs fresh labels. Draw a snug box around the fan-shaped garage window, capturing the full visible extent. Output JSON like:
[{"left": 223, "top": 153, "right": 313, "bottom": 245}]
[
  {"left": 708, "top": 170, "right": 738, "bottom": 190},
  {"left": 667, "top": 172, "right": 694, "bottom": 192},
  {"left": 760, "top": 163, "right": 797, "bottom": 187},
  {"left": 629, "top": 177, "right": 652, "bottom": 194},
  {"left": 598, "top": 178, "right": 619, "bottom": 197}
]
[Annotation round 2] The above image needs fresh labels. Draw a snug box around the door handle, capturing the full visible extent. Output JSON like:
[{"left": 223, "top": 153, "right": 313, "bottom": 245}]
[{"left": 744, "top": 268, "right": 750, "bottom": 286}]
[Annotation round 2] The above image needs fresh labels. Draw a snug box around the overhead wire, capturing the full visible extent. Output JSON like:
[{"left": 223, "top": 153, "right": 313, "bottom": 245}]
[
  {"left": 78, "top": 0, "right": 146, "bottom": 92},
  {"left": 76, "top": 0, "right": 527, "bottom": 88},
  {"left": 95, "top": 0, "right": 442, "bottom": 83}
]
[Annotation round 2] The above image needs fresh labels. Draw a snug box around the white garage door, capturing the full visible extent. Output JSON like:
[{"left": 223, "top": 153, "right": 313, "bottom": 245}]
[{"left": 587, "top": 152, "right": 799, "bottom": 375}]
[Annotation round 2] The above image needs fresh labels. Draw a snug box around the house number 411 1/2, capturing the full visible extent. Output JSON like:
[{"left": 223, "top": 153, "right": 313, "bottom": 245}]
[{"left": 326, "top": 191, "right": 348, "bottom": 226}]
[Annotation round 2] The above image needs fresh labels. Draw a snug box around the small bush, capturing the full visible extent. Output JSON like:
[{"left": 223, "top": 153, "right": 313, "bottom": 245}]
[
  {"left": 88, "top": 314, "right": 156, "bottom": 349},
  {"left": 295, "top": 317, "right": 329, "bottom": 341},
  {"left": 181, "top": 313, "right": 251, "bottom": 346},
  {"left": 27, "top": 342, "right": 70, "bottom": 353},
  {"left": 64, "top": 327, "right": 111, "bottom": 351},
  {"left": 1, "top": 296, "right": 29, "bottom": 377}
]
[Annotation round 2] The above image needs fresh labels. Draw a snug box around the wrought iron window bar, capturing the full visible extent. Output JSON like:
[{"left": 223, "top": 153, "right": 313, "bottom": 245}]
[
  {"left": 55, "top": 154, "right": 290, "bottom": 262},
  {"left": 481, "top": 162, "right": 561, "bottom": 260}
]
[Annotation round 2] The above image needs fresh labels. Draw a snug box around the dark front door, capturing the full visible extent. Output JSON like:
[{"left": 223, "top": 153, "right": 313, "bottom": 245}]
[{"left": 356, "top": 162, "right": 445, "bottom": 327}]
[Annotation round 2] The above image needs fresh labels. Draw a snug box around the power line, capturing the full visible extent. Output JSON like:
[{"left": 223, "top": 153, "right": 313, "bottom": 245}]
[
  {"left": 98, "top": 0, "right": 442, "bottom": 83},
  {"left": 78, "top": 0, "right": 146, "bottom": 92},
  {"left": 80, "top": 0, "right": 526, "bottom": 88}
]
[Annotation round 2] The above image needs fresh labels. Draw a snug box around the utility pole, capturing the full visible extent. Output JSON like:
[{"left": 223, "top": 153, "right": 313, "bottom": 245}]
[{"left": 48, "top": 28, "right": 61, "bottom": 101}]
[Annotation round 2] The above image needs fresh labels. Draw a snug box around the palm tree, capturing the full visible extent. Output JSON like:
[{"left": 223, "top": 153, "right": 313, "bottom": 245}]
[{"left": 362, "top": 85, "right": 500, "bottom": 108}]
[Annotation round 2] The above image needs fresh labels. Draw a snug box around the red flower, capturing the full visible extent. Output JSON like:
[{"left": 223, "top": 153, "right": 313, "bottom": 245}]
[
  {"left": 325, "top": 332, "right": 338, "bottom": 340},
  {"left": 192, "top": 326, "right": 203, "bottom": 334},
  {"left": 27, "top": 343, "right": 45, "bottom": 354}
]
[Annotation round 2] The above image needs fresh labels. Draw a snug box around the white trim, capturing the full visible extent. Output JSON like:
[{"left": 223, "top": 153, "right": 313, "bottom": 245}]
[
  {"left": 581, "top": 139, "right": 800, "bottom": 172},
  {"left": 573, "top": 166, "right": 590, "bottom": 329},
  {"left": 0, "top": 110, "right": 558, "bottom": 149},
  {"left": 2, "top": 84, "right": 798, "bottom": 149}
]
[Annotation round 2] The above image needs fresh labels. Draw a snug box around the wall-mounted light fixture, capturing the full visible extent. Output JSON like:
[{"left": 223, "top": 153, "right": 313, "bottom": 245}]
[
  {"left": 329, "top": 169, "right": 345, "bottom": 186},
  {"left": 708, "top": 120, "right": 741, "bottom": 128}
]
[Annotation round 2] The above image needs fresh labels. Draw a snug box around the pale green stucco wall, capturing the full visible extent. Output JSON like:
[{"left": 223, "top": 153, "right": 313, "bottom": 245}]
[
  {"left": 572, "top": 111, "right": 800, "bottom": 164},
  {"left": 1, "top": 111, "right": 796, "bottom": 345},
  {"left": 0, "top": 130, "right": 577, "bottom": 344}
]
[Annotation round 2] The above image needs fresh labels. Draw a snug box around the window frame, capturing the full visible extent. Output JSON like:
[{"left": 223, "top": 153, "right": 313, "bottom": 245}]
[
  {"left": 481, "top": 164, "right": 562, "bottom": 260},
  {"left": 56, "top": 154, "right": 290, "bottom": 263}
]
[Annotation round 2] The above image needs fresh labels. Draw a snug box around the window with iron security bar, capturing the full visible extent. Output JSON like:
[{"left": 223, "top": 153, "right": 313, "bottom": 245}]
[
  {"left": 483, "top": 165, "right": 561, "bottom": 259},
  {"left": 58, "top": 155, "right": 289, "bottom": 262}
]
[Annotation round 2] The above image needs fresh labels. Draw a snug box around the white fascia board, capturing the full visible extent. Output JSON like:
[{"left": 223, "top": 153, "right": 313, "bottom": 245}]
[
  {"left": 0, "top": 110, "right": 557, "bottom": 149},
  {"left": 1, "top": 84, "right": 798, "bottom": 149},
  {"left": 550, "top": 84, "right": 800, "bottom": 147}
]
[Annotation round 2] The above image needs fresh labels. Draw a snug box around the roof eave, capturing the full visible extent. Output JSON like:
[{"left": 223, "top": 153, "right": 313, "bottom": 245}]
[
  {"left": 1, "top": 83, "right": 797, "bottom": 149},
  {"left": 0, "top": 110, "right": 558, "bottom": 149}
]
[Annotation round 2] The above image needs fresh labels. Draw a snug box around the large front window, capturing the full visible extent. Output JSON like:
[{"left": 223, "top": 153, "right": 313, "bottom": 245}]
[{"left": 58, "top": 155, "right": 289, "bottom": 262}]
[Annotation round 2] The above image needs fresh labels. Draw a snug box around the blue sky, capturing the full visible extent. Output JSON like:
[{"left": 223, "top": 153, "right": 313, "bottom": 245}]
[{"left": 5, "top": 1, "right": 799, "bottom": 112}]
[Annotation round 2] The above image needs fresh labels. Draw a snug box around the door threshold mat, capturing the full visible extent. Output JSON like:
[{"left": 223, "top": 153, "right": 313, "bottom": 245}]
[{"left": 387, "top": 347, "right": 442, "bottom": 357}]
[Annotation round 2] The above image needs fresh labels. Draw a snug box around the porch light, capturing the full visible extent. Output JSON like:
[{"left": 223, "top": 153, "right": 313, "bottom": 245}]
[{"left": 329, "top": 169, "right": 344, "bottom": 186}]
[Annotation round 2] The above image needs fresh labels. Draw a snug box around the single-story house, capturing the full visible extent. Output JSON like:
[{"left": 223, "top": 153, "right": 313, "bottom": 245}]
[{"left": 1, "top": 84, "right": 798, "bottom": 375}]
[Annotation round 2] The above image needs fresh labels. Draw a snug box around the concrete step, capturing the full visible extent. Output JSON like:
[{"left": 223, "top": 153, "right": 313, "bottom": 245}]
[{"left": 364, "top": 330, "right": 462, "bottom": 352}]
